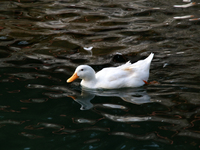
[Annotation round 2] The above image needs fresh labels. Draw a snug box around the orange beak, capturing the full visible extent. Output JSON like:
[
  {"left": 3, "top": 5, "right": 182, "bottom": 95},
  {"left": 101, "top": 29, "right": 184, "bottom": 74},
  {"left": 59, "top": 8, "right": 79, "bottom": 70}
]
[{"left": 67, "top": 72, "right": 79, "bottom": 83}]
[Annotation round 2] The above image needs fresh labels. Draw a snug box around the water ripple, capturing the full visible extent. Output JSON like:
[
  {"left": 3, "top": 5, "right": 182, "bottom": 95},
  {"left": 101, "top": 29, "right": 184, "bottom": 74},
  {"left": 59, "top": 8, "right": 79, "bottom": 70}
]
[{"left": 0, "top": 0, "right": 200, "bottom": 149}]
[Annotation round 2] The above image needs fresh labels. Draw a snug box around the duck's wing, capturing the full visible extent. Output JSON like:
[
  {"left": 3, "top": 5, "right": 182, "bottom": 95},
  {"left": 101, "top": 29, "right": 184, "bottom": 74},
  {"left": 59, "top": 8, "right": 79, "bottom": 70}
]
[
  {"left": 95, "top": 53, "right": 154, "bottom": 88},
  {"left": 96, "top": 66, "right": 129, "bottom": 81},
  {"left": 95, "top": 64, "right": 136, "bottom": 88}
]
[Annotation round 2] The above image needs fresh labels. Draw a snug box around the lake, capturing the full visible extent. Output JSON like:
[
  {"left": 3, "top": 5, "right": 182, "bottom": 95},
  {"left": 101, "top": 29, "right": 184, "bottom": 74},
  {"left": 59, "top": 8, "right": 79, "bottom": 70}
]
[{"left": 0, "top": 0, "right": 200, "bottom": 149}]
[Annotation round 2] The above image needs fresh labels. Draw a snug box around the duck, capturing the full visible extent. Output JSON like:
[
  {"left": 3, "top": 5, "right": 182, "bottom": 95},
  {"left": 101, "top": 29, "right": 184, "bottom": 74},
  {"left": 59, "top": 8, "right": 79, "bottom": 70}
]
[{"left": 67, "top": 53, "right": 154, "bottom": 89}]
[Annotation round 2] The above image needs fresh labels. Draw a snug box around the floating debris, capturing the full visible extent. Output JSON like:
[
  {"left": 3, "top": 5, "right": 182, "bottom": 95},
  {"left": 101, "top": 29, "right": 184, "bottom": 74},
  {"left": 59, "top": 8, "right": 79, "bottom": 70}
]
[
  {"left": 163, "top": 63, "right": 168, "bottom": 68},
  {"left": 83, "top": 46, "right": 93, "bottom": 55},
  {"left": 83, "top": 47, "right": 93, "bottom": 51}
]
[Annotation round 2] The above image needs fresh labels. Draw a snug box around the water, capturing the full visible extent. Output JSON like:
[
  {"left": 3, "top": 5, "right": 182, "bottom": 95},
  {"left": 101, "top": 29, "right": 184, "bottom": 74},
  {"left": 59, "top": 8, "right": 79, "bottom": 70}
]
[{"left": 0, "top": 0, "right": 200, "bottom": 149}]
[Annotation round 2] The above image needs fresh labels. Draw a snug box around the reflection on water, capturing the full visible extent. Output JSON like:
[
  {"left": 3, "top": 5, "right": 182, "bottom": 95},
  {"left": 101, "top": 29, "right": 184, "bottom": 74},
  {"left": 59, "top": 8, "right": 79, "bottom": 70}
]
[
  {"left": 70, "top": 88, "right": 152, "bottom": 110},
  {"left": 0, "top": 0, "right": 200, "bottom": 149}
]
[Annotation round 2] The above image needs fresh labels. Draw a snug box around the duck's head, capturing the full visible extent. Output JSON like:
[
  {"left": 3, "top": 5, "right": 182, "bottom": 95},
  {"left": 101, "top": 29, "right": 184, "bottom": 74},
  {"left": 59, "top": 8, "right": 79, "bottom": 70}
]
[{"left": 67, "top": 65, "right": 96, "bottom": 83}]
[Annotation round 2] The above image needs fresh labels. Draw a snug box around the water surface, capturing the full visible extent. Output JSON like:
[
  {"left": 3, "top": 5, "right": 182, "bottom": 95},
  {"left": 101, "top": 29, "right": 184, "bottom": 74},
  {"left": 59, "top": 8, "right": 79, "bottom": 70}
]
[{"left": 0, "top": 0, "right": 200, "bottom": 149}]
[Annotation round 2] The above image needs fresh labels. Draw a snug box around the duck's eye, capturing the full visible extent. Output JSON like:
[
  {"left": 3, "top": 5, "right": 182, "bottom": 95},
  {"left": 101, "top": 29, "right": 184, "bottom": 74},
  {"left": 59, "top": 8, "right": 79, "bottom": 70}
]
[{"left": 81, "top": 69, "right": 84, "bottom": 71}]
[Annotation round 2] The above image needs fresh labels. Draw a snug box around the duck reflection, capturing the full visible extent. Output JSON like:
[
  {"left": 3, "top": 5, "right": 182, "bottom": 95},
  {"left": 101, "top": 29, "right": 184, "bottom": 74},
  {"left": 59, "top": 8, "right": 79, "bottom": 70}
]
[{"left": 68, "top": 87, "right": 155, "bottom": 110}]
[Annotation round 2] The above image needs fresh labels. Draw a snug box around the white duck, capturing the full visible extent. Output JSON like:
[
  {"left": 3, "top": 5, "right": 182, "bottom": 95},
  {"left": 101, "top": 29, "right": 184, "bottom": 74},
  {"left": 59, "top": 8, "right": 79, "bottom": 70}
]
[{"left": 67, "top": 53, "right": 154, "bottom": 89}]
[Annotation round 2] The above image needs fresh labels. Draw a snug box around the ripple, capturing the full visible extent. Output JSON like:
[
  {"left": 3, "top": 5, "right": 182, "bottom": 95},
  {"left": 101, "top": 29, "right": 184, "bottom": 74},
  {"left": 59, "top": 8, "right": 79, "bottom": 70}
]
[
  {"left": 0, "top": 120, "right": 23, "bottom": 125},
  {"left": 0, "top": 0, "right": 200, "bottom": 149},
  {"left": 25, "top": 122, "right": 64, "bottom": 130},
  {"left": 73, "top": 118, "right": 98, "bottom": 124},
  {"left": 20, "top": 98, "right": 47, "bottom": 103},
  {"left": 109, "top": 132, "right": 171, "bottom": 144},
  {"left": 20, "top": 132, "right": 43, "bottom": 139},
  {"left": 174, "top": 2, "right": 196, "bottom": 8},
  {"left": 95, "top": 103, "right": 128, "bottom": 110}
]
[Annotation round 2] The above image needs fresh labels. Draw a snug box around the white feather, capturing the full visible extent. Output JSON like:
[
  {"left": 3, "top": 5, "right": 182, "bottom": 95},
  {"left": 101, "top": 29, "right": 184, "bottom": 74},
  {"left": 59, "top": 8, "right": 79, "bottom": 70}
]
[{"left": 67, "top": 53, "right": 154, "bottom": 89}]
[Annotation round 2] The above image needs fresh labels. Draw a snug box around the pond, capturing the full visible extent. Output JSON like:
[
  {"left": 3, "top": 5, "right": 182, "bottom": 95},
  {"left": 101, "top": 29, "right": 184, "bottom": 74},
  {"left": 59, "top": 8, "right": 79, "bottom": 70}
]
[{"left": 0, "top": 0, "right": 200, "bottom": 149}]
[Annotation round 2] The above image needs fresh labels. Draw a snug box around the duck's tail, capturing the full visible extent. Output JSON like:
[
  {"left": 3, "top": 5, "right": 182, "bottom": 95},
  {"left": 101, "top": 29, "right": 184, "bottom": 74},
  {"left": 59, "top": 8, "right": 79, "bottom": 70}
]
[
  {"left": 129, "top": 53, "right": 154, "bottom": 69},
  {"left": 145, "top": 53, "right": 154, "bottom": 64}
]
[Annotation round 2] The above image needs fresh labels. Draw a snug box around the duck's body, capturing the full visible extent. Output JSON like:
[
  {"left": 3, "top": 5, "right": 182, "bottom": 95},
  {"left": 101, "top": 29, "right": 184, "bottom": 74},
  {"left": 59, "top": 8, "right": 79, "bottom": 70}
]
[{"left": 67, "top": 53, "right": 154, "bottom": 89}]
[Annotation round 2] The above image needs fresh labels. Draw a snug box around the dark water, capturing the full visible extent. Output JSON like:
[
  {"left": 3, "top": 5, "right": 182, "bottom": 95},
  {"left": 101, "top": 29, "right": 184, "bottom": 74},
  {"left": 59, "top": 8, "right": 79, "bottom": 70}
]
[{"left": 0, "top": 0, "right": 200, "bottom": 149}]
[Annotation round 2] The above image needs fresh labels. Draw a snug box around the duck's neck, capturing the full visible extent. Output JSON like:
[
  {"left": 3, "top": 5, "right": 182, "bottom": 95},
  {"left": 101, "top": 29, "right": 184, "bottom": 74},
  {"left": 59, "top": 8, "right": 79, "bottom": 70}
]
[{"left": 80, "top": 72, "right": 97, "bottom": 88}]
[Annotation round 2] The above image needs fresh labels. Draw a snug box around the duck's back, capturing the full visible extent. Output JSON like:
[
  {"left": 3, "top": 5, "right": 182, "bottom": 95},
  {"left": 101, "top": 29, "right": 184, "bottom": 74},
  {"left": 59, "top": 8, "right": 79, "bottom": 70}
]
[{"left": 95, "top": 53, "right": 154, "bottom": 89}]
